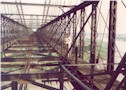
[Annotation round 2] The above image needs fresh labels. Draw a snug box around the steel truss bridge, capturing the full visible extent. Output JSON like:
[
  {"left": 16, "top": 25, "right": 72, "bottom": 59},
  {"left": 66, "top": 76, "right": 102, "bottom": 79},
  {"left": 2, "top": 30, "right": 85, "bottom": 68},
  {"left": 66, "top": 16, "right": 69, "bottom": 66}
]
[{"left": 1, "top": 1, "right": 126, "bottom": 90}]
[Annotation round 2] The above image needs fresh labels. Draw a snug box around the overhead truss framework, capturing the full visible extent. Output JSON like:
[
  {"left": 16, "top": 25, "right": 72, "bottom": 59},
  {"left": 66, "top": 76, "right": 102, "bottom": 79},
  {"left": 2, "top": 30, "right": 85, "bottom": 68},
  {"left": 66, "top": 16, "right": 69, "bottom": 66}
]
[
  {"left": 107, "top": 1, "right": 117, "bottom": 72},
  {"left": 3, "top": 13, "right": 58, "bottom": 17},
  {"left": 1, "top": 1, "right": 72, "bottom": 29},
  {"left": 1, "top": 2, "right": 76, "bottom": 8}
]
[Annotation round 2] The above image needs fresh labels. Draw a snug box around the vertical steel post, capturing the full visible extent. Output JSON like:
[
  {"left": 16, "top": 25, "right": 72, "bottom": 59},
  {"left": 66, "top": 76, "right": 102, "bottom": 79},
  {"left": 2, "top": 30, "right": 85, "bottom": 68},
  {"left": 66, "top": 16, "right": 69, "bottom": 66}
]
[
  {"left": 12, "top": 81, "right": 18, "bottom": 90},
  {"left": 59, "top": 65, "right": 64, "bottom": 90},
  {"left": 124, "top": 78, "right": 126, "bottom": 89},
  {"left": 79, "top": 8, "right": 85, "bottom": 59},
  {"left": 1, "top": 16, "right": 3, "bottom": 50},
  {"left": 90, "top": 3, "right": 97, "bottom": 85},
  {"left": 123, "top": 66, "right": 126, "bottom": 89},
  {"left": 6, "top": 19, "right": 9, "bottom": 48},
  {"left": 73, "top": 12, "right": 77, "bottom": 54},
  {"left": 3, "top": 18, "right": 6, "bottom": 50},
  {"left": 107, "top": 1, "right": 117, "bottom": 72},
  {"left": 75, "top": 47, "right": 78, "bottom": 64},
  {"left": 66, "top": 15, "right": 71, "bottom": 57}
]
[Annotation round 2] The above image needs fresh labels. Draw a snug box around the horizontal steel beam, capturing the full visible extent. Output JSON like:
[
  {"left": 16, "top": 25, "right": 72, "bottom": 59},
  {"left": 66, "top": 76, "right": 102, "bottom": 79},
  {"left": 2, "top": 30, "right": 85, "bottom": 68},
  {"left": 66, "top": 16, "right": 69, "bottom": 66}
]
[
  {"left": 1, "top": 63, "right": 59, "bottom": 68},
  {"left": 18, "top": 21, "right": 49, "bottom": 23},
  {"left": 64, "top": 63, "right": 118, "bottom": 66},
  {"left": 14, "top": 18, "right": 52, "bottom": 20},
  {"left": 3, "top": 49, "right": 55, "bottom": 53},
  {"left": 42, "top": 78, "right": 69, "bottom": 82},
  {"left": 2, "top": 13, "right": 58, "bottom": 17},
  {"left": 11, "top": 45, "right": 51, "bottom": 47},
  {"left": 23, "top": 79, "right": 59, "bottom": 90},
  {"left": 1, "top": 72, "right": 61, "bottom": 81},
  {"left": 1, "top": 57, "right": 59, "bottom": 62},
  {"left": 1, "top": 2, "right": 75, "bottom": 8},
  {"left": 82, "top": 70, "right": 125, "bottom": 77}
]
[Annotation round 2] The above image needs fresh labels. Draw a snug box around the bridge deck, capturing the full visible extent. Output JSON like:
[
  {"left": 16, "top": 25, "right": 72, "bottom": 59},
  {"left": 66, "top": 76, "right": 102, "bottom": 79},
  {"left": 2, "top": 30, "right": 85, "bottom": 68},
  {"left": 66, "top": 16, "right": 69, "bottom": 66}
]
[{"left": 2, "top": 34, "right": 122, "bottom": 90}]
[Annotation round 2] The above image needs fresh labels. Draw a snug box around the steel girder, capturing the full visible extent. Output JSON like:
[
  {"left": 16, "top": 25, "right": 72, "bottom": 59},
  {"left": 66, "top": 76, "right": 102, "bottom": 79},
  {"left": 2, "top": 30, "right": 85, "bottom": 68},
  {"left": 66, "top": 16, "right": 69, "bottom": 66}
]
[
  {"left": 3, "top": 13, "right": 58, "bottom": 17},
  {"left": 1, "top": 72, "right": 62, "bottom": 81},
  {"left": 107, "top": 1, "right": 117, "bottom": 72},
  {"left": 1, "top": 57, "right": 59, "bottom": 62},
  {"left": 22, "top": 79, "right": 59, "bottom": 90},
  {"left": 1, "top": 1, "right": 75, "bottom": 8},
  {"left": 79, "top": 8, "right": 85, "bottom": 59},
  {"left": 89, "top": 3, "right": 97, "bottom": 85}
]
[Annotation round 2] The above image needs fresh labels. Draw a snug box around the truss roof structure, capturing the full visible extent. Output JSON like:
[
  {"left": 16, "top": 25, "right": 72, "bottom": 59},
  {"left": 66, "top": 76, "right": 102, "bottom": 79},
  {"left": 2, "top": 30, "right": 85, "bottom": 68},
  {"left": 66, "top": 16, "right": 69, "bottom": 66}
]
[{"left": 1, "top": 0, "right": 82, "bottom": 29}]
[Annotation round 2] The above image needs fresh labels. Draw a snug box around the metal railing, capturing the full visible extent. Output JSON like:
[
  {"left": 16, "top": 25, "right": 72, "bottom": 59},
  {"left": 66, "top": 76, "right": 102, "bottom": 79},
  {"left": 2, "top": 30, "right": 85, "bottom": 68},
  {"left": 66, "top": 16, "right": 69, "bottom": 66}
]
[
  {"left": 1, "top": 14, "right": 29, "bottom": 50},
  {"left": 36, "top": 1, "right": 99, "bottom": 89}
]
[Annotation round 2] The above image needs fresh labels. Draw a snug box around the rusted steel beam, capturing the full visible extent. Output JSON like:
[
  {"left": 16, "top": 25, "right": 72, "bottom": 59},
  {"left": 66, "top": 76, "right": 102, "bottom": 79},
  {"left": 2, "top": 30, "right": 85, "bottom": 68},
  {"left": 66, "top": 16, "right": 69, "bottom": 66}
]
[
  {"left": 1, "top": 63, "right": 59, "bottom": 68},
  {"left": 79, "top": 8, "right": 85, "bottom": 59},
  {"left": 12, "top": 81, "right": 18, "bottom": 90},
  {"left": 3, "top": 13, "right": 58, "bottom": 17},
  {"left": 89, "top": 3, "right": 97, "bottom": 85},
  {"left": 3, "top": 49, "right": 56, "bottom": 53},
  {"left": 107, "top": 1, "right": 117, "bottom": 72},
  {"left": 72, "top": 12, "right": 77, "bottom": 56},
  {"left": 1, "top": 57, "right": 59, "bottom": 62},
  {"left": 75, "top": 47, "right": 78, "bottom": 64},
  {"left": 42, "top": 78, "right": 69, "bottom": 82},
  {"left": 59, "top": 65, "right": 64, "bottom": 90},
  {"left": 1, "top": 2, "right": 75, "bottom": 8},
  {"left": 90, "top": 4, "right": 97, "bottom": 64},
  {"left": 82, "top": 70, "right": 125, "bottom": 77},
  {"left": 11, "top": 45, "right": 51, "bottom": 47},
  {"left": 23, "top": 79, "right": 59, "bottom": 90},
  {"left": 1, "top": 72, "right": 61, "bottom": 81}
]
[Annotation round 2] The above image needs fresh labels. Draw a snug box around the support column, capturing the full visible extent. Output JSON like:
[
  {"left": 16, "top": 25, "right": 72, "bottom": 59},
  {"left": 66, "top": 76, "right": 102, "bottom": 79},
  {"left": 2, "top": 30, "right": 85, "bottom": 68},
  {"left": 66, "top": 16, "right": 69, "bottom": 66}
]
[
  {"left": 79, "top": 8, "right": 85, "bottom": 59},
  {"left": 1, "top": 16, "right": 3, "bottom": 50},
  {"left": 12, "top": 81, "right": 18, "bottom": 90},
  {"left": 59, "top": 65, "right": 64, "bottom": 90},
  {"left": 124, "top": 78, "right": 126, "bottom": 89},
  {"left": 107, "top": 1, "right": 117, "bottom": 72},
  {"left": 72, "top": 12, "right": 77, "bottom": 54},
  {"left": 90, "top": 3, "right": 97, "bottom": 85},
  {"left": 66, "top": 16, "right": 71, "bottom": 57},
  {"left": 75, "top": 47, "right": 78, "bottom": 64},
  {"left": 3, "top": 18, "right": 6, "bottom": 50}
]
